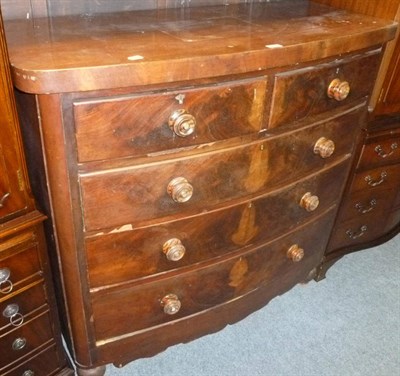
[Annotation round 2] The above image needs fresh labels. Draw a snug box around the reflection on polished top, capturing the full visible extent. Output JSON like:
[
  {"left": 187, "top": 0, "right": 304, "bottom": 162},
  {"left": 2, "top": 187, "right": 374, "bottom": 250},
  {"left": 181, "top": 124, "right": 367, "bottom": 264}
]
[{"left": 3, "top": 0, "right": 397, "bottom": 93}]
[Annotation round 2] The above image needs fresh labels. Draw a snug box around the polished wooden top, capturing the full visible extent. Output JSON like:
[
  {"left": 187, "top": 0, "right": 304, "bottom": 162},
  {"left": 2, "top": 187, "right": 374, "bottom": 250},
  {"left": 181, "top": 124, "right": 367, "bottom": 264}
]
[{"left": 3, "top": 1, "right": 397, "bottom": 93}]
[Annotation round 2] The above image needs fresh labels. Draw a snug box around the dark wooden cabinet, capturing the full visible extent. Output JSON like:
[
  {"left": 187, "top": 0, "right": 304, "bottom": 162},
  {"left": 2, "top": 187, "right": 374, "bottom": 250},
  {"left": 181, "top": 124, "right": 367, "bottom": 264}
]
[
  {"left": 0, "top": 8, "right": 72, "bottom": 376},
  {"left": 2, "top": 2, "right": 396, "bottom": 375}
]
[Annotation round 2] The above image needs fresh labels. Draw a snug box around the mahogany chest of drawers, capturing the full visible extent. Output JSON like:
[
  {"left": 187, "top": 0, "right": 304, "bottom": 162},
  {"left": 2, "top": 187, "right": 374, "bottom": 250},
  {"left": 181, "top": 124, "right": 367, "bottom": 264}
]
[{"left": 3, "top": 2, "right": 397, "bottom": 375}]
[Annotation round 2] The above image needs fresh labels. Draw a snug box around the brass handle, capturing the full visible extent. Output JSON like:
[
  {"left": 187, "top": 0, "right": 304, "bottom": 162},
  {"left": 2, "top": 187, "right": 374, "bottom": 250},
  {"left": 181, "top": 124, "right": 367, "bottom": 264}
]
[
  {"left": 12, "top": 337, "right": 27, "bottom": 351},
  {"left": 0, "top": 192, "right": 10, "bottom": 208},
  {"left": 161, "top": 294, "right": 181, "bottom": 315},
  {"left": 299, "top": 192, "right": 320, "bottom": 212},
  {"left": 0, "top": 267, "right": 13, "bottom": 294},
  {"left": 374, "top": 143, "right": 398, "bottom": 158},
  {"left": 3, "top": 303, "right": 24, "bottom": 326},
  {"left": 327, "top": 78, "right": 350, "bottom": 101},
  {"left": 163, "top": 238, "right": 186, "bottom": 262},
  {"left": 313, "top": 137, "right": 335, "bottom": 158},
  {"left": 169, "top": 109, "right": 196, "bottom": 137},
  {"left": 287, "top": 244, "right": 305, "bottom": 262},
  {"left": 167, "top": 177, "right": 193, "bottom": 203},
  {"left": 365, "top": 171, "right": 387, "bottom": 187},
  {"left": 355, "top": 199, "right": 377, "bottom": 214},
  {"left": 346, "top": 225, "right": 367, "bottom": 239}
]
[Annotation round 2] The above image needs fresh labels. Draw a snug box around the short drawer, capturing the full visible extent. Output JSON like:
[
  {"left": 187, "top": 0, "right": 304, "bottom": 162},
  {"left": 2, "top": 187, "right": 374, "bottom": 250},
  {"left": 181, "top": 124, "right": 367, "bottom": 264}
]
[
  {"left": 86, "top": 160, "right": 349, "bottom": 287},
  {"left": 349, "top": 164, "right": 400, "bottom": 194},
  {"left": 0, "top": 243, "right": 42, "bottom": 297},
  {"left": 0, "top": 310, "right": 53, "bottom": 368},
  {"left": 328, "top": 211, "right": 390, "bottom": 251},
  {"left": 1, "top": 344, "right": 64, "bottom": 376},
  {"left": 337, "top": 187, "right": 398, "bottom": 223},
  {"left": 357, "top": 130, "right": 400, "bottom": 170},
  {"left": 269, "top": 50, "right": 380, "bottom": 128},
  {"left": 73, "top": 77, "right": 267, "bottom": 162},
  {"left": 91, "top": 211, "right": 335, "bottom": 342},
  {"left": 80, "top": 105, "right": 362, "bottom": 231},
  {"left": 0, "top": 282, "right": 46, "bottom": 330}
]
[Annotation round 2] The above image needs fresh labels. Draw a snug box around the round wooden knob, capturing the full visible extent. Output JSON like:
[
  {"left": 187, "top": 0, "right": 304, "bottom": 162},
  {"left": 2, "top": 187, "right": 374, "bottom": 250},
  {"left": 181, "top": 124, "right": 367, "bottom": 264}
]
[
  {"left": 287, "top": 244, "right": 305, "bottom": 262},
  {"left": 161, "top": 294, "right": 181, "bottom": 315},
  {"left": 167, "top": 177, "right": 193, "bottom": 203},
  {"left": 313, "top": 137, "right": 335, "bottom": 158},
  {"left": 300, "top": 192, "right": 319, "bottom": 212},
  {"left": 327, "top": 78, "right": 350, "bottom": 101},
  {"left": 163, "top": 238, "right": 186, "bottom": 261},
  {"left": 169, "top": 109, "right": 196, "bottom": 137}
]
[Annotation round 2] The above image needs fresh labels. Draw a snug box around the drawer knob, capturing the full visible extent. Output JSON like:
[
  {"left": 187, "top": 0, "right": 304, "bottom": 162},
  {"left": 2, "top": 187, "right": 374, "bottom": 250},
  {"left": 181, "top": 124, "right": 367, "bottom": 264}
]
[
  {"left": 3, "top": 303, "right": 24, "bottom": 326},
  {"left": 300, "top": 192, "right": 320, "bottom": 212},
  {"left": 12, "top": 337, "right": 27, "bottom": 351},
  {"left": 313, "top": 137, "right": 335, "bottom": 158},
  {"left": 22, "top": 371, "right": 35, "bottom": 376},
  {"left": 346, "top": 225, "right": 367, "bottom": 239},
  {"left": 161, "top": 294, "right": 181, "bottom": 315},
  {"left": 374, "top": 143, "right": 398, "bottom": 158},
  {"left": 287, "top": 244, "right": 305, "bottom": 262},
  {"left": 169, "top": 109, "right": 196, "bottom": 137},
  {"left": 327, "top": 78, "right": 350, "bottom": 101},
  {"left": 163, "top": 238, "right": 186, "bottom": 261},
  {"left": 167, "top": 177, "right": 193, "bottom": 203},
  {"left": 0, "top": 267, "right": 13, "bottom": 294}
]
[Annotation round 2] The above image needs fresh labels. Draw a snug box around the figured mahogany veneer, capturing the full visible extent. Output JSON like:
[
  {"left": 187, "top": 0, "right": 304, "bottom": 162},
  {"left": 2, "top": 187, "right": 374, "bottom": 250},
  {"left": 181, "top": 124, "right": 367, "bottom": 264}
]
[{"left": 3, "top": 2, "right": 397, "bottom": 375}]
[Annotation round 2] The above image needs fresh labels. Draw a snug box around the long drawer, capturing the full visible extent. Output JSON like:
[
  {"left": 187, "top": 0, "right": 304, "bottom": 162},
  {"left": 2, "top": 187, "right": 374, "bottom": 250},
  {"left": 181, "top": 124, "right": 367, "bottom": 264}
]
[
  {"left": 90, "top": 210, "right": 335, "bottom": 343},
  {"left": 80, "top": 104, "right": 363, "bottom": 232},
  {"left": 86, "top": 160, "right": 349, "bottom": 288}
]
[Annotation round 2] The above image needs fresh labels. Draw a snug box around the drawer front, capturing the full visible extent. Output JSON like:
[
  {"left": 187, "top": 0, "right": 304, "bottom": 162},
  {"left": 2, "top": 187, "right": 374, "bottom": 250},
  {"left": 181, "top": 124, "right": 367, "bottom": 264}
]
[
  {"left": 91, "top": 212, "right": 335, "bottom": 342},
  {"left": 80, "top": 105, "right": 362, "bottom": 231},
  {"left": 0, "top": 283, "right": 46, "bottom": 330},
  {"left": 269, "top": 51, "right": 380, "bottom": 128},
  {"left": 0, "top": 311, "right": 53, "bottom": 367},
  {"left": 2, "top": 344, "right": 63, "bottom": 376},
  {"left": 0, "top": 244, "right": 42, "bottom": 297},
  {"left": 357, "top": 131, "right": 400, "bottom": 170},
  {"left": 74, "top": 78, "right": 267, "bottom": 162},
  {"left": 328, "top": 202, "right": 392, "bottom": 251},
  {"left": 350, "top": 164, "right": 400, "bottom": 194},
  {"left": 86, "top": 160, "right": 349, "bottom": 287},
  {"left": 337, "top": 187, "right": 398, "bottom": 223}
]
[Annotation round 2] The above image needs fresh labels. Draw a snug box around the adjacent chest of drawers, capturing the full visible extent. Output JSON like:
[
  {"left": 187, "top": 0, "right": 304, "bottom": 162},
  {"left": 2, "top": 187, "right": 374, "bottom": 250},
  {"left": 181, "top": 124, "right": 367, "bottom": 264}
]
[
  {"left": 325, "top": 115, "right": 400, "bottom": 258},
  {"left": 0, "top": 212, "right": 71, "bottom": 376},
  {"left": 3, "top": 2, "right": 396, "bottom": 375}
]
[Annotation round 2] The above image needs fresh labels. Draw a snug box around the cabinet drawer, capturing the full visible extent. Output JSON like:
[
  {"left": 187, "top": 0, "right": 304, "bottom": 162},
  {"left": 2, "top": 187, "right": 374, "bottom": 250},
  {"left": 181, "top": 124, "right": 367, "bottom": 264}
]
[
  {"left": 86, "top": 160, "right": 349, "bottom": 287},
  {"left": 1, "top": 344, "right": 63, "bottom": 376},
  {"left": 349, "top": 164, "right": 400, "bottom": 194},
  {"left": 80, "top": 105, "right": 362, "bottom": 231},
  {"left": 357, "top": 130, "right": 400, "bottom": 170},
  {"left": 0, "top": 311, "right": 53, "bottom": 368},
  {"left": 91, "top": 211, "right": 334, "bottom": 342},
  {"left": 0, "top": 282, "right": 46, "bottom": 330},
  {"left": 337, "top": 187, "right": 398, "bottom": 223},
  {"left": 73, "top": 78, "right": 267, "bottom": 162},
  {"left": 328, "top": 211, "right": 390, "bottom": 251},
  {"left": 0, "top": 243, "right": 42, "bottom": 296},
  {"left": 269, "top": 50, "right": 380, "bottom": 128}
]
